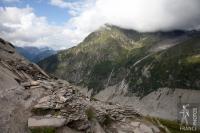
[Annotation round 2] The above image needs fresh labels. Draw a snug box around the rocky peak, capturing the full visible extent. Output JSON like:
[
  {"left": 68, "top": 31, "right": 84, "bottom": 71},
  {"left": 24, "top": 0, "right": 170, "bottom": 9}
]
[{"left": 82, "top": 24, "right": 137, "bottom": 46}]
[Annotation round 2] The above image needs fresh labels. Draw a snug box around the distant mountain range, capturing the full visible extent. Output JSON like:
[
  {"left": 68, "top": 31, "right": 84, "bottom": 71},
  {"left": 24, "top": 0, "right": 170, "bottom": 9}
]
[{"left": 16, "top": 46, "right": 56, "bottom": 63}]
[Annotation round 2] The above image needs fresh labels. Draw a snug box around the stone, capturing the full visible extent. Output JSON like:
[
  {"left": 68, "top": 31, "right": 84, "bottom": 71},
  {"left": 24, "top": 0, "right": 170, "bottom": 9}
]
[
  {"left": 133, "top": 128, "right": 143, "bottom": 133},
  {"left": 131, "top": 121, "right": 140, "bottom": 127},
  {"left": 28, "top": 117, "right": 66, "bottom": 128},
  {"left": 151, "top": 125, "right": 160, "bottom": 133},
  {"left": 139, "top": 124, "right": 153, "bottom": 133},
  {"left": 58, "top": 95, "right": 68, "bottom": 103},
  {"left": 41, "top": 85, "right": 52, "bottom": 90},
  {"left": 34, "top": 96, "right": 53, "bottom": 109},
  {"left": 30, "top": 81, "right": 40, "bottom": 86},
  {"left": 38, "top": 96, "right": 51, "bottom": 104},
  {"left": 30, "top": 86, "right": 42, "bottom": 89},
  {"left": 23, "top": 93, "right": 31, "bottom": 100},
  {"left": 55, "top": 103, "right": 64, "bottom": 109},
  {"left": 21, "top": 82, "right": 31, "bottom": 87},
  {"left": 92, "top": 120, "right": 105, "bottom": 133}
]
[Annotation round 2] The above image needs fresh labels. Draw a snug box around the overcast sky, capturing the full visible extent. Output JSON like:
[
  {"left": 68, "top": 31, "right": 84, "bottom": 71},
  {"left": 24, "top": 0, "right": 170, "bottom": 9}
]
[{"left": 0, "top": 0, "right": 200, "bottom": 50}]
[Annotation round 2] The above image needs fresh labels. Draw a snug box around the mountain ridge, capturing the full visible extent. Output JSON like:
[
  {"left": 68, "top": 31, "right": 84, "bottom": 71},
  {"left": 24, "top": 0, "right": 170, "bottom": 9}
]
[{"left": 39, "top": 25, "right": 200, "bottom": 96}]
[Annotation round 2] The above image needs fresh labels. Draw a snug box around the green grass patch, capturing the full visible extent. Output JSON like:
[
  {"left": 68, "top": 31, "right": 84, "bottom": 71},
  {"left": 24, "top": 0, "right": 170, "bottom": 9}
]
[
  {"left": 159, "top": 118, "right": 200, "bottom": 133},
  {"left": 85, "top": 106, "right": 96, "bottom": 121},
  {"left": 185, "top": 54, "right": 200, "bottom": 64},
  {"left": 91, "top": 96, "right": 99, "bottom": 101},
  {"left": 102, "top": 115, "right": 113, "bottom": 126}
]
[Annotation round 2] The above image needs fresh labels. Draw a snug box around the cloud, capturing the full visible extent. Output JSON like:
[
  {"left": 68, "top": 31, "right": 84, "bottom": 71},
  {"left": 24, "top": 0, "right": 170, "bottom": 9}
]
[
  {"left": 50, "top": 0, "right": 78, "bottom": 9},
  {"left": 67, "top": 0, "right": 200, "bottom": 33},
  {"left": 50, "top": 0, "right": 95, "bottom": 16},
  {"left": 0, "top": 7, "right": 80, "bottom": 50}
]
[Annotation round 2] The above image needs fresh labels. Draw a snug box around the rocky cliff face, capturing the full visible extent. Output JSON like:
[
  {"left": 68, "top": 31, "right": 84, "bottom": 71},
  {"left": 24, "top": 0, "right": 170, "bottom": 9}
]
[{"left": 0, "top": 38, "right": 166, "bottom": 133}]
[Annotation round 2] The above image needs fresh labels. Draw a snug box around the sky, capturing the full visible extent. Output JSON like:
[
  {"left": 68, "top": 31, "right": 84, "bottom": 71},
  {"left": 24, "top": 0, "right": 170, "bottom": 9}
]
[{"left": 0, "top": 0, "right": 200, "bottom": 50}]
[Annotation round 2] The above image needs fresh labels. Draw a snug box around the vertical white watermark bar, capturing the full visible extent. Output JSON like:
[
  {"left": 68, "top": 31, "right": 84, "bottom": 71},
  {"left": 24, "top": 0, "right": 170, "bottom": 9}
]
[{"left": 178, "top": 103, "right": 199, "bottom": 132}]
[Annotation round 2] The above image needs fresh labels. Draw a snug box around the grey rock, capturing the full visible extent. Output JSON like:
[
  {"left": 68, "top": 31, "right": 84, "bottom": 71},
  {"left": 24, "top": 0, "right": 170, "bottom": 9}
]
[
  {"left": 139, "top": 124, "right": 153, "bottom": 133},
  {"left": 28, "top": 117, "right": 66, "bottom": 128},
  {"left": 131, "top": 121, "right": 140, "bottom": 127}
]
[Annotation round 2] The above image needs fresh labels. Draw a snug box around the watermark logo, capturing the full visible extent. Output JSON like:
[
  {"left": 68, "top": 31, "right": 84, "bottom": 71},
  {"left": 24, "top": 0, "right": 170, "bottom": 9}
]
[
  {"left": 178, "top": 103, "right": 199, "bottom": 131},
  {"left": 180, "top": 104, "right": 190, "bottom": 125}
]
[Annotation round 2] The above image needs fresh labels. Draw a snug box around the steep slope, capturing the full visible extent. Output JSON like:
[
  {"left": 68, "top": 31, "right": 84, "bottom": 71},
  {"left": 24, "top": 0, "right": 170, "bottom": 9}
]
[
  {"left": 39, "top": 25, "right": 200, "bottom": 96},
  {"left": 126, "top": 35, "right": 200, "bottom": 96},
  {"left": 16, "top": 46, "right": 56, "bottom": 63},
  {"left": 0, "top": 38, "right": 50, "bottom": 133},
  {"left": 0, "top": 37, "right": 165, "bottom": 133}
]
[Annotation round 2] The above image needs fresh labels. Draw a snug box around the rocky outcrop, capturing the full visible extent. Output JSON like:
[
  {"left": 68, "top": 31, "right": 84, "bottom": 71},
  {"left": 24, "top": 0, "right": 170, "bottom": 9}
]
[{"left": 29, "top": 81, "right": 161, "bottom": 133}]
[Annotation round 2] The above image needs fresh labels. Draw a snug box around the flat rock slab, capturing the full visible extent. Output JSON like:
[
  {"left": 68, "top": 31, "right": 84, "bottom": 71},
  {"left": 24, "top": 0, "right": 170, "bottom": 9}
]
[{"left": 28, "top": 117, "right": 66, "bottom": 128}]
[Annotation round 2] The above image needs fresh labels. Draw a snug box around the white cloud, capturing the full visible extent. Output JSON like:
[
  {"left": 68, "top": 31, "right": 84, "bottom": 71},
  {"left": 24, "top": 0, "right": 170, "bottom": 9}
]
[
  {"left": 0, "top": 7, "right": 79, "bottom": 50},
  {"left": 50, "top": 0, "right": 77, "bottom": 9},
  {"left": 67, "top": 0, "right": 200, "bottom": 33},
  {"left": 50, "top": 0, "right": 95, "bottom": 16}
]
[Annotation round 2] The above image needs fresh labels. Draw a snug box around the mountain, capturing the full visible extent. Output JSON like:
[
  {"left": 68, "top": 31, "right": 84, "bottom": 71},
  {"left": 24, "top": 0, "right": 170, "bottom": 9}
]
[
  {"left": 39, "top": 25, "right": 200, "bottom": 121},
  {"left": 39, "top": 25, "right": 200, "bottom": 96},
  {"left": 16, "top": 46, "right": 56, "bottom": 63},
  {"left": 0, "top": 37, "right": 167, "bottom": 133}
]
